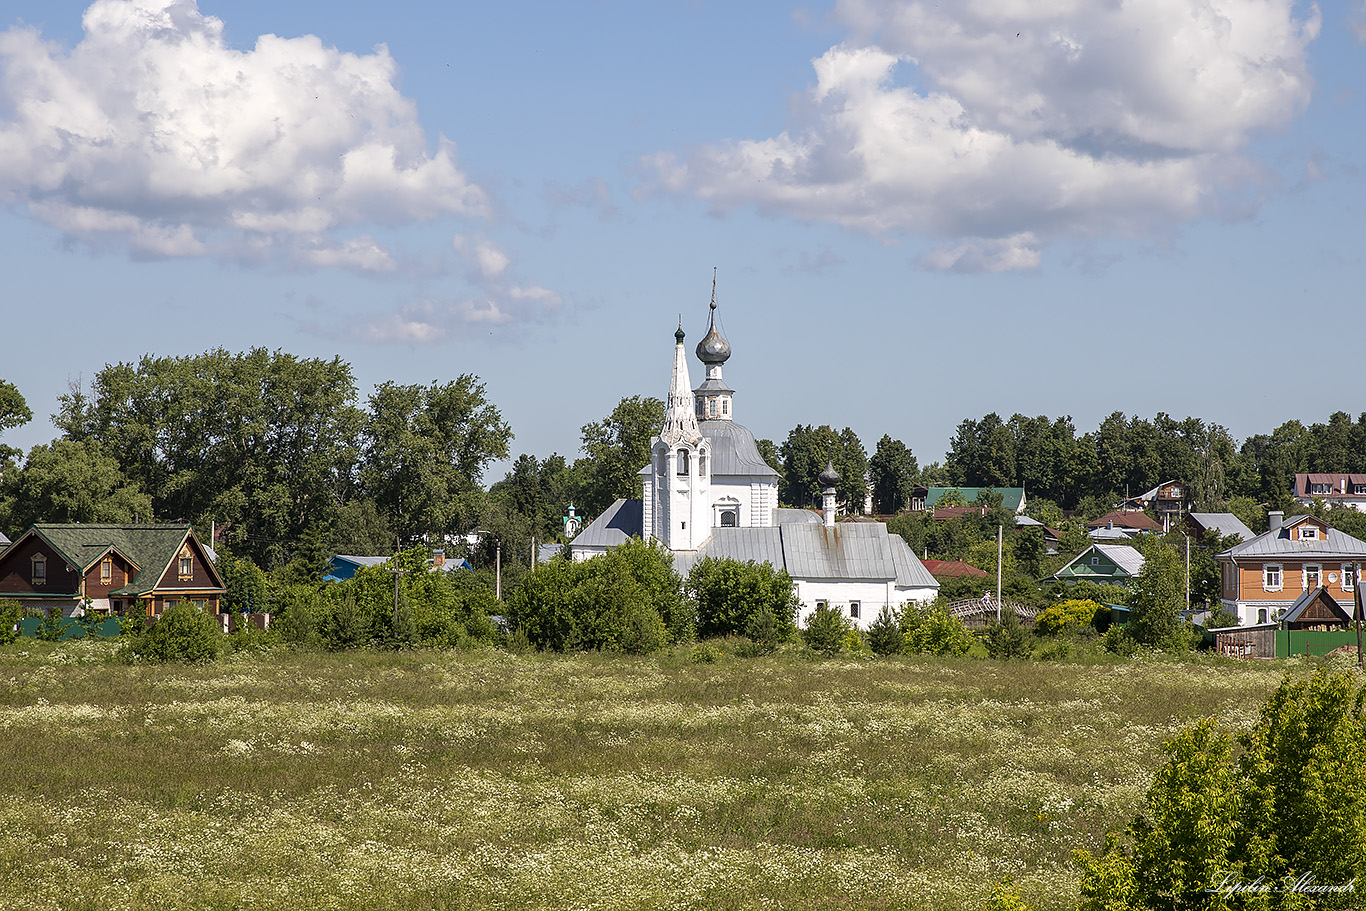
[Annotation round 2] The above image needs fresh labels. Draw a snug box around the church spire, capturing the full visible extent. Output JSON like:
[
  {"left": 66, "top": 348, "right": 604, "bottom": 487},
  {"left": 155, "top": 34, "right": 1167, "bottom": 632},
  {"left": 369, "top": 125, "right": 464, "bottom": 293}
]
[{"left": 661, "top": 322, "right": 702, "bottom": 446}]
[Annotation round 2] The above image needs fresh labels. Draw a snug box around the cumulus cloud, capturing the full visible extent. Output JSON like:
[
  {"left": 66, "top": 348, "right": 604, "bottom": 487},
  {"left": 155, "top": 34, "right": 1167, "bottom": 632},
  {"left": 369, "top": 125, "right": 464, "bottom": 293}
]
[
  {"left": 649, "top": 0, "right": 1320, "bottom": 271},
  {"left": 355, "top": 235, "right": 563, "bottom": 344},
  {"left": 0, "top": 0, "right": 486, "bottom": 269}
]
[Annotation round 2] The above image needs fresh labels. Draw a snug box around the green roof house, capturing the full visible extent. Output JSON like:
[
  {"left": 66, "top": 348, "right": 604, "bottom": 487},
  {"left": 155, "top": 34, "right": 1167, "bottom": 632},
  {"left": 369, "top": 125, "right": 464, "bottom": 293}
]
[
  {"left": 0, "top": 524, "right": 224, "bottom": 618},
  {"left": 1045, "top": 543, "right": 1145, "bottom": 587}
]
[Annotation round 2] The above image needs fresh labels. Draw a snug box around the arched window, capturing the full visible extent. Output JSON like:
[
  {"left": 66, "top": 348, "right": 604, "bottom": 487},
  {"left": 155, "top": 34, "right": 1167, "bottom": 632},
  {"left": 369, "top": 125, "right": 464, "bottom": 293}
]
[
  {"left": 677, "top": 449, "right": 689, "bottom": 476},
  {"left": 1257, "top": 608, "right": 1268, "bottom": 624},
  {"left": 699, "top": 454, "right": 707, "bottom": 477}
]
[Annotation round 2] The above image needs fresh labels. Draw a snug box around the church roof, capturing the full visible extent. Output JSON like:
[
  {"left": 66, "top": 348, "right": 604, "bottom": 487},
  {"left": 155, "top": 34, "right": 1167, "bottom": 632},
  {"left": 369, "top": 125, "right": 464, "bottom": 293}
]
[
  {"left": 698, "top": 420, "right": 779, "bottom": 478},
  {"left": 570, "top": 499, "right": 643, "bottom": 549}
]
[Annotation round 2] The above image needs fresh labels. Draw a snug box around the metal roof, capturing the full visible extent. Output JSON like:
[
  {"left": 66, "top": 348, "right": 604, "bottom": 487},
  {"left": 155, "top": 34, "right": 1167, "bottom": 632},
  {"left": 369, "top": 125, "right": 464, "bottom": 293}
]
[
  {"left": 782, "top": 523, "right": 894, "bottom": 581},
  {"left": 1094, "top": 544, "right": 1146, "bottom": 576},
  {"left": 1187, "top": 513, "right": 1254, "bottom": 543},
  {"left": 923, "top": 487, "right": 1025, "bottom": 511},
  {"left": 570, "top": 498, "right": 643, "bottom": 548},
  {"left": 1219, "top": 516, "right": 1366, "bottom": 559},
  {"left": 775, "top": 508, "right": 822, "bottom": 525},
  {"left": 698, "top": 420, "right": 780, "bottom": 478}
]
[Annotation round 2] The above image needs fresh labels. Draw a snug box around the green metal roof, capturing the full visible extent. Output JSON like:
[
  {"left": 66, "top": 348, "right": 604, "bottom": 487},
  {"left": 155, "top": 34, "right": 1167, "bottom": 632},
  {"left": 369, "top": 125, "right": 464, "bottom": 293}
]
[
  {"left": 925, "top": 487, "right": 1026, "bottom": 511},
  {"left": 25, "top": 524, "right": 221, "bottom": 597}
]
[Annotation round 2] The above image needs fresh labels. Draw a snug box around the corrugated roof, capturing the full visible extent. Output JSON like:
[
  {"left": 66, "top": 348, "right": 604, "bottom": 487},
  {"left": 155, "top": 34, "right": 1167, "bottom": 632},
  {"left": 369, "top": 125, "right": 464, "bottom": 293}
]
[
  {"left": 1094, "top": 543, "right": 1146, "bottom": 576},
  {"left": 924, "top": 487, "right": 1025, "bottom": 511},
  {"left": 1219, "top": 516, "right": 1366, "bottom": 559},
  {"left": 782, "top": 523, "right": 895, "bottom": 581},
  {"left": 1187, "top": 513, "right": 1254, "bottom": 543},
  {"left": 922, "top": 559, "right": 991, "bottom": 578},
  {"left": 889, "top": 533, "right": 939, "bottom": 588},
  {"left": 570, "top": 499, "right": 644, "bottom": 549},
  {"left": 697, "top": 526, "right": 786, "bottom": 567},
  {"left": 1088, "top": 510, "right": 1162, "bottom": 531},
  {"left": 698, "top": 420, "right": 780, "bottom": 478}
]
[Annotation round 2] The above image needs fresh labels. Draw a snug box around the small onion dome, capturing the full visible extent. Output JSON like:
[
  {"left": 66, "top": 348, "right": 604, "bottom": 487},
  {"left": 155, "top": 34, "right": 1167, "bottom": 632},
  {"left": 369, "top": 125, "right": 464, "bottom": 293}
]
[
  {"left": 695, "top": 315, "right": 731, "bottom": 365},
  {"left": 818, "top": 459, "right": 841, "bottom": 488},
  {"left": 675, "top": 322, "right": 686, "bottom": 343}
]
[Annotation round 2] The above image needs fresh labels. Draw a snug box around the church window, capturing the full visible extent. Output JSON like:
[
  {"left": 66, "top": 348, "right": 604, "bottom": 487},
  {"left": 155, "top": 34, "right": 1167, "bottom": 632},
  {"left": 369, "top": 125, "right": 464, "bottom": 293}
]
[
  {"left": 699, "top": 454, "right": 707, "bottom": 477},
  {"left": 721, "top": 399, "right": 729, "bottom": 415},
  {"left": 850, "top": 601, "right": 860, "bottom": 619},
  {"left": 721, "top": 510, "right": 737, "bottom": 527},
  {"left": 677, "top": 450, "right": 689, "bottom": 476},
  {"left": 1258, "top": 608, "right": 1268, "bottom": 624},
  {"left": 815, "top": 600, "right": 827, "bottom": 611}
]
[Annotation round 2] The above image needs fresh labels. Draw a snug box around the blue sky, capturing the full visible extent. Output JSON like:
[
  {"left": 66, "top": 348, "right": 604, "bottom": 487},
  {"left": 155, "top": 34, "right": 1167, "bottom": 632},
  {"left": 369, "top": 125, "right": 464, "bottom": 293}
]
[{"left": 0, "top": 0, "right": 1360, "bottom": 483}]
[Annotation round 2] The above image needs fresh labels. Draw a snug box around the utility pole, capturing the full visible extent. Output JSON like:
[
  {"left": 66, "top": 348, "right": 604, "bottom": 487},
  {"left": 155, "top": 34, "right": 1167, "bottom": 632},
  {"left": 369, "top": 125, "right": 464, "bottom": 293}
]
[
  {"left": 1185, "top": 535, "right": 1191, "bottom": 613},
  {"left": 391, "top": 536, "right": 401, "bottom": 627},
  {"left": 496, "top": 539, "right": 502, "bottom": 601},
  {"left": 996, "top": 524, "right": 1003, "bottom": 624}
]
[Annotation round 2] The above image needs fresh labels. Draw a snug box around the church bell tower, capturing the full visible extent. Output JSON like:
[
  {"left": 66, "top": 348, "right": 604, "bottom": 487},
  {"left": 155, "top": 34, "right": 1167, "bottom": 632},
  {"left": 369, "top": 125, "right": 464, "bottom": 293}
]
[{"left": 642, "top": 320, "right": 711, "bottom": 551}]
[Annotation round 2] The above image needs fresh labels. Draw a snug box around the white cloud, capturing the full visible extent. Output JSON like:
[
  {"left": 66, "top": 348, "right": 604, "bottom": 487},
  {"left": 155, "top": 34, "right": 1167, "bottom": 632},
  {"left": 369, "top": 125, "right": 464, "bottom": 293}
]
[
  {"left": 650, "top": 0, "right": 1320, "bottom": 271},
  {"left": 0, "top": 0, "right": 487, "bottom": 270}
]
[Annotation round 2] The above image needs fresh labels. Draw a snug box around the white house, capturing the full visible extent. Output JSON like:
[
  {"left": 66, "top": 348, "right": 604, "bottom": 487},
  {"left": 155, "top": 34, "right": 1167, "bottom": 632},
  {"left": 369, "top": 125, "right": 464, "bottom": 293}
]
[{"left": 570, "top": 292, "right": 938, "bottom": 628}]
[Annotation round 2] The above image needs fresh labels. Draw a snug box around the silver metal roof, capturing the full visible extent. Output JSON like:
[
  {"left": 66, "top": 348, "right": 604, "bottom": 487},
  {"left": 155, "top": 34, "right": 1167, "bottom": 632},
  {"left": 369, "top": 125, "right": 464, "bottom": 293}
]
[
  {"left": 888, "top": 532, "right": 940, "bottom": 588},
  {"left": 775, "top": 508, "right": 822, "bottom": 525},
  {"left": 570, "top": 498, "right": 643, "bottom": 549},
  {"left": 1187, "top": 512, "right": 1254, "bottom": 543},
  {"left": 1094, "top": 543, "right": 1146, "bottom": 576},
  {"left": 1219, "top": 516, "right": 1366, "bottom": 559},
  {"left": 698, "top": 420, "right": 780, "bottom": 478}
]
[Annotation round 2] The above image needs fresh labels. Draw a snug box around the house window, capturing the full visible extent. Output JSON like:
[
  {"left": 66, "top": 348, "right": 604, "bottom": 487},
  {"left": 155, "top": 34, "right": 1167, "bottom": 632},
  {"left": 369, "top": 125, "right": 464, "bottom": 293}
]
[
  {"left": 1264, "top": 564, "right": 1283, "bottom": 592},
  {"left": 1311, "top": 483, "right": 1332, "bottom": 495},
  {"left": 1258, "top": 608, "right": 1268, "bottom": 624},
  {"left": 1354, "top": 485, "right": 1366, "bottom": 496},
  {"left": 179, "top": 556, "right": 193, "bottom": 580},
  {"left": 677, "top": 450, "right": 689, "bottom": 476},
  {"left": 815, "top": 600, "right": 827, "bottom": 611},
  {"left": 1305, "top": 564, "right": 1322, "bottom": 590},
  {"left": 31, "top": 555, "right": 46, "bottom": 584},
  {"left": 1344, "top": 565, "right": 1356, "bottom": 592},
  {"left": 850, "top": 601, "right": 861, "bottom": 619},
  {"left": 1090, "top": 556, "right": 1100, "bottom": 566},
  {"left": 1299, "top": 526, "right": 1319, "bottom": 541},
  {"left": 101, "top": 558, "right": 112, "bottom": 583}
]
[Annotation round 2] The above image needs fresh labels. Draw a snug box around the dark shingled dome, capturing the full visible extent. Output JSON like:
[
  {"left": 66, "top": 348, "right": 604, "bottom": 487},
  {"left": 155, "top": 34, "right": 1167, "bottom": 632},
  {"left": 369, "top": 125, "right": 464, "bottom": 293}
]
[
  {"left": 695, "top": 303, "right": 731, "bottom": 365},
  {"left": 818, "top": 460, "right": 841, "bottom": 488}
]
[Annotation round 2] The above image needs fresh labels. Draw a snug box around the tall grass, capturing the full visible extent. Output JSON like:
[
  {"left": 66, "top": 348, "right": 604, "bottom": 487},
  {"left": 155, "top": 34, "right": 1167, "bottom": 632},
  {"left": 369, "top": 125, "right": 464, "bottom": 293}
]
[{"left": 0, "top": 639, "right": 1297, "bottom": 910}]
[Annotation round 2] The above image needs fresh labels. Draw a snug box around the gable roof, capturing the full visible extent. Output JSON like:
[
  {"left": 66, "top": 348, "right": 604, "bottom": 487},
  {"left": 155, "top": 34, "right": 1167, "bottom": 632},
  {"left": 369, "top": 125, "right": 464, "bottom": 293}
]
[
  {"left": 1186, "top": 513, "right": 1254, "bottom": 543},
  {"left": 13, "top": 524, "right": 223, "bottom": 596},
  {"left": 922, "top": 559, "right": 991, "bottom": 579},
  {"left": 1050, "top": 543, "right": 1145, "bottom": 581},
  {"left": 1218, "top": 516, "right": 1366, "bottom": 560},
  {"left": 1281, "top": 586, "right": 1356, "bottom": 625},
  {"left": 1296, "top": 473, "right": 1366, "bottom": 496},
  {"left": 1088, "top": 510, "right": 1163, "bottom": 532},
  {"left": 571, "top": 498, "right": 644, "bottom": 549}
]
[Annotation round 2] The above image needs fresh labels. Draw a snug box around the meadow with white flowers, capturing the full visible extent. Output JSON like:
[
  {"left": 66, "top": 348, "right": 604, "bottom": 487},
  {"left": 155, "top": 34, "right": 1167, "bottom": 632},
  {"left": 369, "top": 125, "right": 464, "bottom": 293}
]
[{"left": 0, "top": 640, "right": 1296, "bottom": 910}]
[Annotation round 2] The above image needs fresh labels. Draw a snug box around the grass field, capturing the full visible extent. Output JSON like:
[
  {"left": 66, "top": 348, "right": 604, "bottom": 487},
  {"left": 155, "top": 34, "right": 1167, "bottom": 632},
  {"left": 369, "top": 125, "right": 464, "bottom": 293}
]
[{"left": 0, "top": 640, "right": 1306, "bottom": 910}]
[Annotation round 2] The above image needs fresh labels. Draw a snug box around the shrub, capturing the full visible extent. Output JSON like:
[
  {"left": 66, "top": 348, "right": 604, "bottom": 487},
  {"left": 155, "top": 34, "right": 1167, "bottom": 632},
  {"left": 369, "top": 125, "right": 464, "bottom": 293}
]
[
  {"left": 0, "top": 599, "right": 22, "bottom": 645},
  {"left": 689, "top": 557, "right": 798, "bottom": 641},
  {"left": 1100, "top": 625, "right": 1138, "bottom": 657},
  {"left": 691, "top": 642, "right": 720, "bottom": 663},
  {"left": 619, "top": 603, "right": 667, "bottom": 655},
  {"left": 801, "top": 603, "right": 850, "bottom": 656},
  {"left": 323, "top": 593, "right": 371, "bottom": 651},
  {"left": 274, "top": 584, "right": 327, "bottom": 648},
  {"left": 903, "top": 601, "right": 974, "bottom": 656},
  {"left": 34, "top": 607, "right": 66, "bottom": 642},
  {"left": 75, "top": 600, "right": 105, "bottom": 639},
  {"left": 866, "top": 605, "right": 904, "bottom": 656},
  {"left": 983, "top": 607, "right": 1032, "bottom": 660},
  {"left": 117, "top": 608, "right": 146, "bottom": 639},
  {"left": 1076, "top": 669, "right": 1366, "bottom": 910},
  {"left": 1035, "top": 599, "right": 1101, "bottom": 637},
  {"left": 742, "top": 605, "right": 784, "bottom": 655},
  {"left": 129, "top": 604, "right": 222, "bottom": 663}
]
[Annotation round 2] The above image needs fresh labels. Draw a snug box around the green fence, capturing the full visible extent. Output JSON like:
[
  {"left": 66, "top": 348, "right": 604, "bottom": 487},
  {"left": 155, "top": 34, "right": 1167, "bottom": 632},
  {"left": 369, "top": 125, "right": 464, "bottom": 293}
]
[
  {"left": 15, "top": 617, "right": 122, "bottom": 640},
  {"left": 1276, "top": 629, "right": 1363, "bottom": 658}
]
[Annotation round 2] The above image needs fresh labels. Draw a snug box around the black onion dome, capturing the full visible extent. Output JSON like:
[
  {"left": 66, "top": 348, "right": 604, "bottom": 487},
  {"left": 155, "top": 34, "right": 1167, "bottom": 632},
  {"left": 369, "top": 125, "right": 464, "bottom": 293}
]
[
  {"left": 675, "top": 321, "right": 686, "bottom": 343},
  {"left": 695, "top": 307, "right": 731, "bottom": 365},
  {"left": 818, "top": 459, "right": 841, "bottom": 488}
]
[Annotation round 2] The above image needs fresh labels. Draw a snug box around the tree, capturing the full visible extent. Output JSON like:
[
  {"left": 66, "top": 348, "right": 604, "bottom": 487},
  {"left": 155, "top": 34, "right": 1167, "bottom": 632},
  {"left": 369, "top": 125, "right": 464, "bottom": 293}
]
[
  {"left": 361, "top": 377, "right": 511, "bottom": 545},
  {"left": 869, "top": 435, "right": 918, "bottom": 515},
  {"left": 1077, "top": 669, "right": 1366, "bottom": 911},
  {"left": 217, "top": 553, "right": 267, "bottom": 614},
  {"left": 866, "top": 605, "right": 904, "bottom": 656},
  {"left": 801, "top": 603, "right": 850, "bottom": 656},
  {"left": 779, "top": 424, "right": 867, "bottom": 511},
  {"left": 574, "top": 396, "right": 664, "bottom": 516},
  {"left": 2, "top": 439, "right": 152, "bottom": 529},
  {"left": 0, "top": 378, "right": 31, "bottom": 465},
  {"left": 688, "top": 557, "right": 798, "bottom": 640},
  {"left": 1125, "top": 538, "right": 1186, "bottom": 649}
]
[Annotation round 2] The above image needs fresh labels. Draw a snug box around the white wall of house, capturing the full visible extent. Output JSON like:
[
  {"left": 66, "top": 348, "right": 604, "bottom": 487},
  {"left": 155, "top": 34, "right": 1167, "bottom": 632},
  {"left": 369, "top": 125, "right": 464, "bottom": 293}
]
[{"left": 794, "top": 579, "right": 937, "bottom": 630}]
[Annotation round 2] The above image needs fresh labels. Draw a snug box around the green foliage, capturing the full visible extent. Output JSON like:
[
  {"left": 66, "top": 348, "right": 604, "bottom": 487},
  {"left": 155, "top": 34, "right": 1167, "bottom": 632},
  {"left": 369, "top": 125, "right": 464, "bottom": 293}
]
[
  {"left": 902, "top": 601, "right": 974, "bottom": 656},
  {"left": 778, "top": 424, "right": 867, "bottom": 512},
  {"left": 981, "top": 878, "right": 1036, "bottom": 911},
  {"left": 869, "top": 434, "right": 918, "bottom": 514},
  {"left": 689, "top": 557, "right": 797, "bottom": 640},
  {"left": 574, "top": 396, "right": 664, "bottom": 516},
  {"left": 983, "top": 607, "right": 1032, "bottom": 660},
  {"left": 866, "top": 605, "right": 905, "bottom": 656},
  {"left": 323, "top": 592, "right": 371, "bottom": 651},
  {"left": 742, "top": 606, "right": 785, "bottom": 655},
  {"left": 117, "top": 608, "right": 146, "bottom": 639},
  {"left": 801, "top": 603, "right": 850, "bottom": 656},
  {"left": 1034, "top": 599, "right": 1100, "bottom": 637},
  {"left": 389, "top": 586, "right": 417, "bottom": 649},
  {"left": 0, "top": 599, "right": 21, "bottom": 645},
  {"left": 1100, "top": 625, "right": 1139, "bottom": 657},
  {"left": 218, "top": 552, "right": 268, "bottom": 614},
  {"left": 506, "top": 539, "right": 683, "bottom": 653},
  {"left": 34, "top": 607, "right": 66, "bottom": 642},
  {"left": 129, "top": 604, "right": 222, "bottom": 663},
  {"left": 0, "top": 377, "right": 31, "bottom": 465},
  {"left": 691, "top": 642, "right": 720, "bottom": 663},
  {"left": 272, "top": 584, "right": 326, "bottom": 649},
  {"left": 1077, "top": 669, "right": 1366, "bottom": 911},
  {"left": 75, "top": 600, "right": 104, "bottom": 639},
  {"left": 1126, "top": 538, "right": 1187, "bottom": 650},
  {"left": 2, "top": 439, "right": 152, "bottom": 529}
]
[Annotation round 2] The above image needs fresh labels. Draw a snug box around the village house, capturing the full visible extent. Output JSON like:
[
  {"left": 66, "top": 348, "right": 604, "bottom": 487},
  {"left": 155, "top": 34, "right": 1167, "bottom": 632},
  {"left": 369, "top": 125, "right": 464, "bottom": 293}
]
[
  {"left": 1293, "top": 473, "right": 1366, "bottom": 512},
  {"left": 1217, "top": 511, "right": 1366, "bottom": 627},
  {"left": 1044, "top": 543, "right": 1145, "bottom": 587},
  {"left": 0, "top": 524, "right": 224, "bottom": 618}
]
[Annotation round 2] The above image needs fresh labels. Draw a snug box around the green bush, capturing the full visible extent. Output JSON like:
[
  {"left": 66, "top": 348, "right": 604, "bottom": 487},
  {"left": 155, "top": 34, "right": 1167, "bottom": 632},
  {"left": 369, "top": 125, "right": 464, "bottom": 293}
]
[
  {"left": 742, "top": 605, "right": 785, "bottom": 655},
  {"left": 866, "top": 605, "right": 904, "bottom": 656},
  {"left": 34, "top": 607, "right": 66, "bottom": 642},
  {"left": 0, "top": 600, "right": 22, "bottom": 645},
  {"left": 1076, "top": 669, "right": 1366, "bottom": 910},
  {"left": 1034, "top": 599, "right": 1100, "bottom": 637},
  {"left": 129, "top": 604, "right": 222, "bottom": 663},
  {"left": 801, "top": 603, "right": 850, "bottom": 656},
  {"left": 983, "top": 607, "right": 1032, "bottom": 660},
  {"left": 903, "top": 601, "right": 973, "bottom": 656},
  {"left": 689, "top": 557, "right": 798, "bottom": 641},
  {"left": 1100, "top": 625, "right": 1138, "bottom": 657},
  {"left": 691, "top": 642, "right": 720, "bottom": 663}
]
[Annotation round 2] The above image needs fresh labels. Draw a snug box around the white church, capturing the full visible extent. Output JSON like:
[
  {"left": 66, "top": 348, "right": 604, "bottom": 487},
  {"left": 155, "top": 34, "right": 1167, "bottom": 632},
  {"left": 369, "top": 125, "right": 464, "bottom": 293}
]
[{"left": 569, "top": 291, "right": 938, "bottom": 629}]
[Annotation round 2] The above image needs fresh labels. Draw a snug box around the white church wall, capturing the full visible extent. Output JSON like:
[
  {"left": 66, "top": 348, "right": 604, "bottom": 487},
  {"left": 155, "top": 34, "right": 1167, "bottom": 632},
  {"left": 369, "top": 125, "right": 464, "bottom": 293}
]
[{"left": 793, "top": 579, "right": 936, "bottom": 631}]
